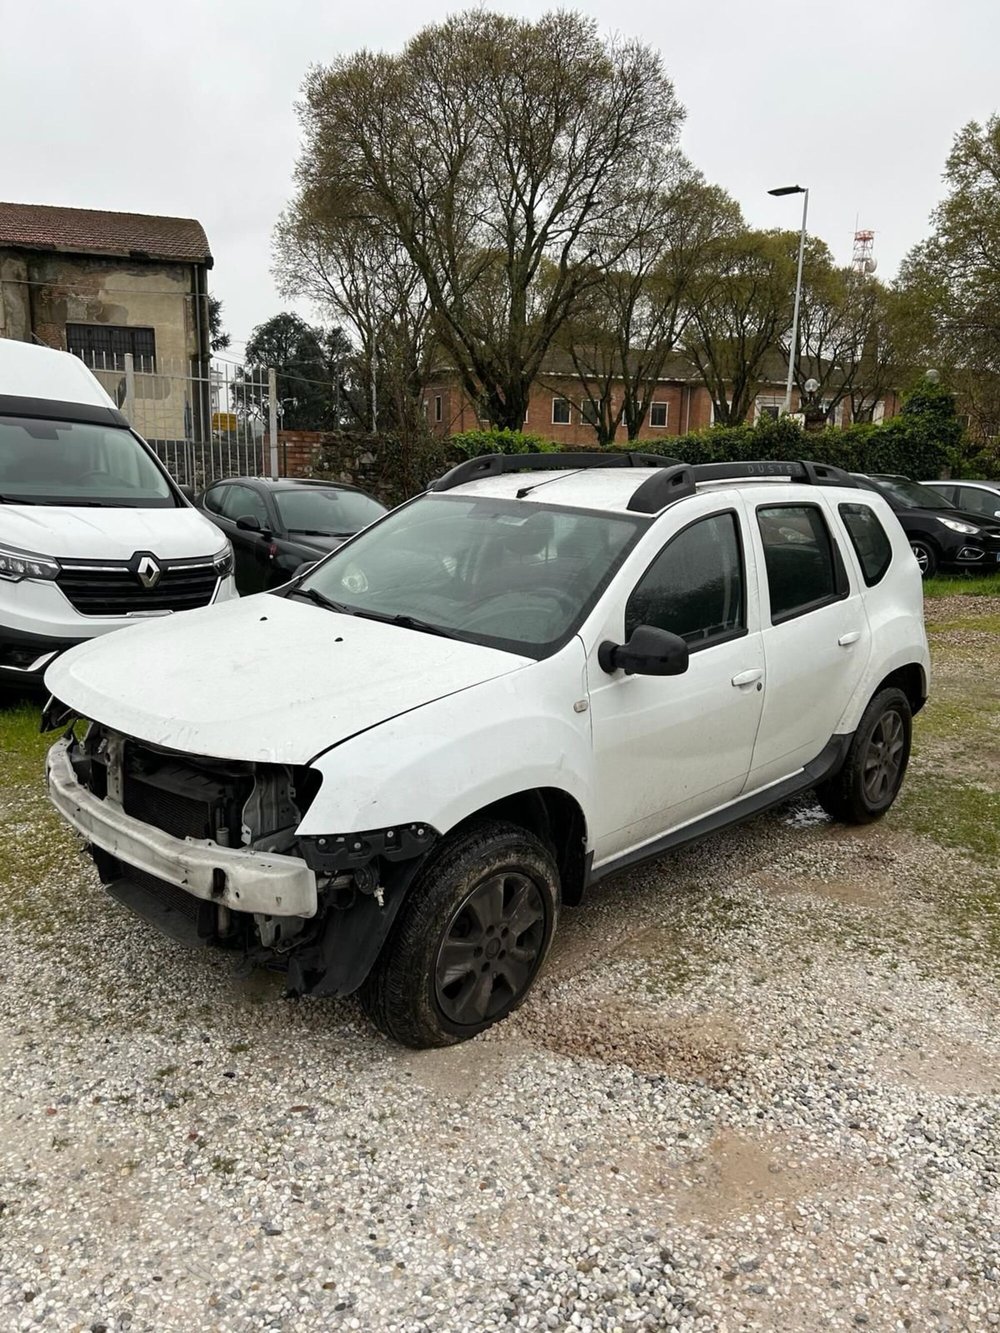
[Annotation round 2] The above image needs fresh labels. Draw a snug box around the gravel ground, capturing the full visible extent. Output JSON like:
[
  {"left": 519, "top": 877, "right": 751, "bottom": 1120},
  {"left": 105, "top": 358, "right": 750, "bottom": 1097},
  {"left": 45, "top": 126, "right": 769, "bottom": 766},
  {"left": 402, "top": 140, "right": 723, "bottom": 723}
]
[{"left": 1, "top": 595, "right": 998, "bottom": 1332}]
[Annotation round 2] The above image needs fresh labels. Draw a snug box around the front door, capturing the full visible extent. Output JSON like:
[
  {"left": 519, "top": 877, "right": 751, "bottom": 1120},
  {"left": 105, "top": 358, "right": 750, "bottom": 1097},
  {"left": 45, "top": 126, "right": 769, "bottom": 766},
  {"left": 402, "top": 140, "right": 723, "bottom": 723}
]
[
  {"left": 587, "top": 505, "right": 766, "bottom": 867},
  {"left": 217, "top": 483, "right": 272, "bottom": 593}
]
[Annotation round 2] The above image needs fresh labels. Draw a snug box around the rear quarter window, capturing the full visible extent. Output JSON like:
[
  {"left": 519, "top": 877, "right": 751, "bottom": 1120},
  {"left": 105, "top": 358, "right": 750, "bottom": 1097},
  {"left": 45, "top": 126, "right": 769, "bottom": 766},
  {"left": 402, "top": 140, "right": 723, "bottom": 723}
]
[{"left": 838, "top": 502, "right": 893, "bottom": 586}]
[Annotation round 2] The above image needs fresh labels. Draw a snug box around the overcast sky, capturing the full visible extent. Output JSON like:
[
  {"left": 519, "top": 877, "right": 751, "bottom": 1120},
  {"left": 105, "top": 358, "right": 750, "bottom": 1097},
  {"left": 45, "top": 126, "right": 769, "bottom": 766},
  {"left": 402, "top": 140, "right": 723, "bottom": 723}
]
[{"left": 2, "top": 0, "right": 997, "bottom": 356}]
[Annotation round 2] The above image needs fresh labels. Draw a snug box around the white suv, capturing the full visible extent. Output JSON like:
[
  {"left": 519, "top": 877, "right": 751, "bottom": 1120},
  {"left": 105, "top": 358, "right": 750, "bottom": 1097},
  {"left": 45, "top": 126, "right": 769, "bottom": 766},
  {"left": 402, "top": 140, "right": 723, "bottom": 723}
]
[{"left": 43, "top": 454, "right": 929, "bottom": 1047}]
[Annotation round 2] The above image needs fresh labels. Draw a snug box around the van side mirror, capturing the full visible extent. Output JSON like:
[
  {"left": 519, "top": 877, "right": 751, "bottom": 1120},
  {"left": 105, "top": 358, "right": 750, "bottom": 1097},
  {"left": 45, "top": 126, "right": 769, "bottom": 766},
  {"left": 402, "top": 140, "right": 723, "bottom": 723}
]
[
  {"left": 177, "top": 483, "right": 194, "bottom": 501},
  {"left": 598, "top": 625, "right": 690, "bottom": 677}
]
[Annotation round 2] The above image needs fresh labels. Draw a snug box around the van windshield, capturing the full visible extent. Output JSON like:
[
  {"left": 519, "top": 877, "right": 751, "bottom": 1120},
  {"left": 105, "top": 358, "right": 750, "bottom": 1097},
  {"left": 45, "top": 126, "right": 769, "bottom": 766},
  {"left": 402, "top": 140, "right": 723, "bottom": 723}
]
[{"left": 0, "top": 416, "right": 177, "bottom": 507}]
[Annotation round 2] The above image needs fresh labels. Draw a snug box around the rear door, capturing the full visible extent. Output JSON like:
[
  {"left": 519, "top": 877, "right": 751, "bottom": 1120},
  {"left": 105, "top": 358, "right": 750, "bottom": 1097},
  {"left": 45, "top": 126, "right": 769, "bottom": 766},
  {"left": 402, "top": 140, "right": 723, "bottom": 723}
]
[{"left": 745, "top": 496, "right": 871, "bottom": 790}]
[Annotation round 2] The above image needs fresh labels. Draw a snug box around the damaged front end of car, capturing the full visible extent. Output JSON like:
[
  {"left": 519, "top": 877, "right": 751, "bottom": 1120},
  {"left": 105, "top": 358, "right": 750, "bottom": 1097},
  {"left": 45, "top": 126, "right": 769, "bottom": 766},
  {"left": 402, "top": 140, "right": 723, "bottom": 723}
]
[{"left": 42, "top": 706, "right": 438, "bottom": 997}]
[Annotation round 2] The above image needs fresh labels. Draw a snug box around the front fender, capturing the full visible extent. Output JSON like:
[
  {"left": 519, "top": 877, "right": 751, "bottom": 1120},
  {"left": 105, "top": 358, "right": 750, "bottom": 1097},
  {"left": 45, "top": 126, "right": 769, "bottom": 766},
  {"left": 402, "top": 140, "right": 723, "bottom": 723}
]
[{"left": 297, "top": 638, "right": 592, "bottom": 840}]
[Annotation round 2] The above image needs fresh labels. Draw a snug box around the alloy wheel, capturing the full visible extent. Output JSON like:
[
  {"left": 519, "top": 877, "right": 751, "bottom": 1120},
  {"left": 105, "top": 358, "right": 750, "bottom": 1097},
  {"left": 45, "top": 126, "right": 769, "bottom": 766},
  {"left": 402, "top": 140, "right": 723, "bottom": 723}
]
[
  {"left": 862, "top": 710, "right": 906, "bottom": 804},
  {"left": 434, "top": 872, "right": 547, "bottom": 1026}
]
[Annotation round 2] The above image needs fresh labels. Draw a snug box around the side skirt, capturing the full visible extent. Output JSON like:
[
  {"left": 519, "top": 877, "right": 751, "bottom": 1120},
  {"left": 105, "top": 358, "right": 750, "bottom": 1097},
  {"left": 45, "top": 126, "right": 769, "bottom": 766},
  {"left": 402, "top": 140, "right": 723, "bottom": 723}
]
[{"left": 586, "top": 732, "right": 853, "bottom": 888}]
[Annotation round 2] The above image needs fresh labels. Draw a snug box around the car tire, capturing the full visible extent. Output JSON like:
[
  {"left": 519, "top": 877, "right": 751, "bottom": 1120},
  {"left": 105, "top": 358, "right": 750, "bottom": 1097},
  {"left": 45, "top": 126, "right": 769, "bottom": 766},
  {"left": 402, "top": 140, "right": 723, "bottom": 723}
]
[
  {"left": 358, "top": 820, "right": 560, "bottom": 1048},
  {"left": 909, "top": 538, "right": 938, "bottom": 579},
  {"left": 814, "top": 687, "right": 912, "bottom": 825}
]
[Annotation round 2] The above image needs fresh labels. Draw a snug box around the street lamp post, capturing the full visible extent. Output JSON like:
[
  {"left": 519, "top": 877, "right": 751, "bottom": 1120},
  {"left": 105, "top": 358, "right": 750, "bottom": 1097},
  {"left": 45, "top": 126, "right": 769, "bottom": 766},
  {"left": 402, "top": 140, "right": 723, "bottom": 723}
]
[{"left": 768, "top": 184, "right": 809, "bottom": 416}]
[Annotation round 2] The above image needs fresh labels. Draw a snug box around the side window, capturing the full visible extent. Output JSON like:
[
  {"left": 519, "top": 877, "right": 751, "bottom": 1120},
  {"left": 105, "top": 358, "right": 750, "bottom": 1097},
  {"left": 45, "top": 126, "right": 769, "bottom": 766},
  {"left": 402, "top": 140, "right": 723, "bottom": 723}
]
[
  {"left": 839, "top": 503, "right": 893, "bottom": 586},
  {"left": 203, "top": 484, "right": 227, "bottom": 515},
  {"left": 958, "top": 486, "right": 1000, "bottom": 518},
  {"left": 220, "top": 484, "right": 268, "bottom": 524},
  {"left": 625, "top": 512, "right": 745, "bottom": 648},
  {"left": 757, "top": 504, "right": 845, "bottom": 622}
]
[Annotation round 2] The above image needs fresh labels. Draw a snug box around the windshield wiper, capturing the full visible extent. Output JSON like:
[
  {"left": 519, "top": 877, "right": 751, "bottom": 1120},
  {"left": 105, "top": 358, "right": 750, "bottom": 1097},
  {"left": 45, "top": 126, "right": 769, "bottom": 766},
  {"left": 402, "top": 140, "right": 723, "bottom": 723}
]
[
  {"left": 288, "top": 528, "right": 332, "bottom": 536},
  {"left": 288, "top": 587, "right": 356, "bottom": 614},
  {"left": 350, "top": 609, "right": 462, "bottom": 640},
  {"left": 0, "top": 494, "right": 35, "bottom": 504}
]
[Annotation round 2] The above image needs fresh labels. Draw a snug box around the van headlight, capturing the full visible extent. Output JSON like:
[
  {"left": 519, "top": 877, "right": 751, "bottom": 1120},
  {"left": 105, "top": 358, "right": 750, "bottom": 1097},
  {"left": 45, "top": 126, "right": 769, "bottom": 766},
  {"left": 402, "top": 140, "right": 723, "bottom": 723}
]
[
  {"left": 0, "top": 542, "right": 60, "bottom": 582},
  {"left": 212, "top": 542, "right": 234, "bottom": 576}
]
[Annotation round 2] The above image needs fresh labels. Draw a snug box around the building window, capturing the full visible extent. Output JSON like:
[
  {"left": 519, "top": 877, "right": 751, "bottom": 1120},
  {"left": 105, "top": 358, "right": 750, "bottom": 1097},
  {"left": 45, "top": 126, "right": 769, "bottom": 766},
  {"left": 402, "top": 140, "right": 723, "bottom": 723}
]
[
  {"left": 755, "top": 396, "right": 782, "bottom": 422},
  {"left": 66, "top": 323, "right": 156, "bottom": 372},
  {"left": 434, "top": 395, "right": 442, "bottom": 423},
  {"left": 649, "top": 402, "right": 668, "bottom": 428},
  {"left": 552, "top": 397, "right": 571, "bottom": 425},
  {"left": 581, "top": 398, "right": 600, "bottom": 428}
]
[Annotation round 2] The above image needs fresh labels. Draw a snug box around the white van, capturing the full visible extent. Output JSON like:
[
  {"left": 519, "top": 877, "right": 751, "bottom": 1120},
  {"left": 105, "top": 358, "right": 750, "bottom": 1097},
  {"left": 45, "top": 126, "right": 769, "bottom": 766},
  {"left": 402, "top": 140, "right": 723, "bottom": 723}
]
[{"left": 0, "top": 340, "right": 236, "bottom": 685}]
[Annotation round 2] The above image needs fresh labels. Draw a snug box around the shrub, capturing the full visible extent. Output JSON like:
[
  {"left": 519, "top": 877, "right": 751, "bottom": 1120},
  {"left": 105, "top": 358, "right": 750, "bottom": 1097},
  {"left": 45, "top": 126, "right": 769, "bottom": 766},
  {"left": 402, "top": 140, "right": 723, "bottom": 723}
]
[{"left": 450, "top": 428, "right": 557, "bottom": 456}]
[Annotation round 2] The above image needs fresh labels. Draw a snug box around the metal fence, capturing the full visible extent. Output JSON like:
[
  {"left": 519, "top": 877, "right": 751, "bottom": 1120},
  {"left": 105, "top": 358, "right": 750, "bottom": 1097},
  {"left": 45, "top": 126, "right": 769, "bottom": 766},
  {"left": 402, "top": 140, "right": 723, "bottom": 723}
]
[{"left": 77, "top": 351, "right": 279, "bottom": 490}]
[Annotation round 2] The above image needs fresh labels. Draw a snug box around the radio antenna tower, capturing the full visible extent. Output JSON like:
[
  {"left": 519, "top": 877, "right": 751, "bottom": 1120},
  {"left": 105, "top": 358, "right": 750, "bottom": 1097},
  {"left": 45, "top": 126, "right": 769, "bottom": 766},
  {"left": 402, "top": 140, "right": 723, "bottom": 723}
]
[{"left": 852, "top": 228, "right": 877, "bottom": 275}]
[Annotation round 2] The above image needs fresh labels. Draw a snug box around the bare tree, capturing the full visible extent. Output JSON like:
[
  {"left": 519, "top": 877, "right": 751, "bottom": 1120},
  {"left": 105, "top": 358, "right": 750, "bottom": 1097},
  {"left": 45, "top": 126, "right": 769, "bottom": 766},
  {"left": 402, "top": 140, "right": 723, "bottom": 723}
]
[
  {"left": 555, "top": 177, "right": 742, "bottom": 441},
  {"left": 274, "top": 200, "right": 434, "bottom": 436},
  {"left": 289, "top": 10, "right": 685, "bottom": 430},
  {"left": 682, "top": 229, "right": 796, "bottom": 425}
]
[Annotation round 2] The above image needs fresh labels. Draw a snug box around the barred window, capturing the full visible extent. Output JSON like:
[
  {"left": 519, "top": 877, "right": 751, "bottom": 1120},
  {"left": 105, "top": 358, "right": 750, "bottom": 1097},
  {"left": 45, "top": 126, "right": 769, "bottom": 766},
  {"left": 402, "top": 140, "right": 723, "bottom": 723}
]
[{"left": 66, "top": 324, "right": 156, "bottom": 372}]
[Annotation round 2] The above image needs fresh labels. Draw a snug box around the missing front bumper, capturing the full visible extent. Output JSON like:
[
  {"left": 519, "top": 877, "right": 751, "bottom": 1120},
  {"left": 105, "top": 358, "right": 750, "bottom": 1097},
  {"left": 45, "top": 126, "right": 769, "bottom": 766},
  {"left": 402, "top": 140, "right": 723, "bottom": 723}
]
[{"left": 46, "top": 737, "right": 317, "bottom": 919}]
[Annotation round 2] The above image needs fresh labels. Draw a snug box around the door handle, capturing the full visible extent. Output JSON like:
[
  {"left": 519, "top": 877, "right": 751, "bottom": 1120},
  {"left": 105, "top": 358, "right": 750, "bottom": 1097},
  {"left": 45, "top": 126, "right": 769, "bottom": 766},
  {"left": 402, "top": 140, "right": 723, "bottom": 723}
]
[
  {"left": 731, "top": 668, "right": 764, "bottom": 687},
  {"left": 838, "top": 631, "right": 861, "bottom": 647}
]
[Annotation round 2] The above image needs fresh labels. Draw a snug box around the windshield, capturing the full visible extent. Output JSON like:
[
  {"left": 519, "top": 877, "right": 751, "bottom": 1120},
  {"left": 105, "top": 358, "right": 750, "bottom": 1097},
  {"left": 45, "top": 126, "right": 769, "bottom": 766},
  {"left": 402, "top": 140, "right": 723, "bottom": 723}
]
[
  {"left": 0, "top": 415, "right": 176, "bottom": 507},
  {"left": 296, "top": 493, "right": 643, "bottom": 656},
  {"left": 275, "top": 486, "right": 386, "bottom": 535},
  {"left": 870, "top": 476, "right": 956, "bottom": 511}
]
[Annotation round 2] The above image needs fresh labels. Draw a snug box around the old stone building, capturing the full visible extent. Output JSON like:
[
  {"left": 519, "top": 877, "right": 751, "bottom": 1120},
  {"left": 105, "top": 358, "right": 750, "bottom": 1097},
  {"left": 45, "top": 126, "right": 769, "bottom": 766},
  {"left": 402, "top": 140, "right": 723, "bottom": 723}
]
[{"left": 0, "top": 201, "right": 213, "bottom": 439}]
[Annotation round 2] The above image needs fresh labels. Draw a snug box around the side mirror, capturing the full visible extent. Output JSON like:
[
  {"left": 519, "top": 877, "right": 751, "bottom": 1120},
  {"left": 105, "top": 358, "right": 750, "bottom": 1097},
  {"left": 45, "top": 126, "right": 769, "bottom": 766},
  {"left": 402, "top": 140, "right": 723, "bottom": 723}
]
[
  {"left": 296, "top": 560, "right": 319, "bottom": 578},
  {"left": 236, "top": 514, "right": 263, "bottom": 533},
  {"left": 599, "top": 625, "right": 689, "bottom": 677},
  {"left": 177, "top": 483, "right": 194, "bottom": 501}
]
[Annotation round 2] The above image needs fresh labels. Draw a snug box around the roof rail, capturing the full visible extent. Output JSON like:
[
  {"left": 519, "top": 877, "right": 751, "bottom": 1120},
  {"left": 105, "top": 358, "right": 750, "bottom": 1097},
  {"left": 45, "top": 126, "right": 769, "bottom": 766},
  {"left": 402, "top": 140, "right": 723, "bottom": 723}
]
[
  {"left": 689, "top": 459, "right": 857, "bottom": 488},
  {"left": 427, "top": 450, "right": 683, "bottom": 494},
  {"left": 627, "top": 464, "right": 697, "bottom": 513}
]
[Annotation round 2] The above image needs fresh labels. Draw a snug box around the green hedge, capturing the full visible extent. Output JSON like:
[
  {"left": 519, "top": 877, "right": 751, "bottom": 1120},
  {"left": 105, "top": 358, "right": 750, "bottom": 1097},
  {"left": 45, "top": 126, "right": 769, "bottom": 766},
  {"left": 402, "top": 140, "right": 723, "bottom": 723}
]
[
  {"left": 448, "top": 392, "right": 957, "bottom": 479},
  {"left": 621, "top": 412, "right": 952, "bottom": 479},
  {"left": 450, "top": 428, "right": 558, "bottom": 456}
]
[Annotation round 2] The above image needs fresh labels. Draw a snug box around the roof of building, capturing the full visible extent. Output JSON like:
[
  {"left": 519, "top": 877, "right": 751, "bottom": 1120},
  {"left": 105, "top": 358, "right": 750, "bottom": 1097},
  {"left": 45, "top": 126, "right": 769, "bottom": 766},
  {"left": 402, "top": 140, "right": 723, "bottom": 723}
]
[{"left": 0, "top": 202, "right": 213, "bottom": 266}]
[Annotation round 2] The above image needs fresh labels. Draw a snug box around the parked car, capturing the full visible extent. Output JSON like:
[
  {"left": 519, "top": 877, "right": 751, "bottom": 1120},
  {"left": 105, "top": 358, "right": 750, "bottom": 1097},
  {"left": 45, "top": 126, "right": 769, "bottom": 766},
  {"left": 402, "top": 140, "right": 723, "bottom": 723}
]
[
  {"left": 195, "top": 476, "right": 387, "bottom": 593},
  {"left": 920, "top": 478, "right": 1000, "bottom": 523},
  {"left": 43, "top": 454, "right": 929, "bottom": 1048},
  {"left": 0, "top": 339, "right": 236, "bottom": 688},
  {"left": 851, "top": 472, "right": 1000, "bottom": 578}
]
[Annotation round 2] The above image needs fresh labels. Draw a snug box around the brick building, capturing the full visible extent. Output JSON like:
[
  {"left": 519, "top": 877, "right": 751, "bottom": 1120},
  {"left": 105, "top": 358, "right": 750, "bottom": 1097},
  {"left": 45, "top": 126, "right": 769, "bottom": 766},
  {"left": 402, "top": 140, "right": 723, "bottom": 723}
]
[{"left": 423, "top": 352, "right": 898, "bottom": 444}]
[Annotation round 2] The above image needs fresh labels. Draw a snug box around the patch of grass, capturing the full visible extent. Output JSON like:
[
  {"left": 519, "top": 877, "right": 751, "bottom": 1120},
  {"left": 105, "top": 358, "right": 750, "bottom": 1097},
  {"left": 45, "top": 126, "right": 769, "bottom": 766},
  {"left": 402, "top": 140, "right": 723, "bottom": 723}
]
[
  {"left": 923, "top": 573, "right": 1000, "bottom": 598},
  {"left": 926, "top": 613, "right": 1000, "bottom": 634},
  {"left": 0, "top": 701, "right": 50, "bottom": 786},
  {"left": 915, "top": 692, "right": 1000, "bottom": 742},
  {"left": 893, "top": 772, "right": 1000, "bottom": 861}
]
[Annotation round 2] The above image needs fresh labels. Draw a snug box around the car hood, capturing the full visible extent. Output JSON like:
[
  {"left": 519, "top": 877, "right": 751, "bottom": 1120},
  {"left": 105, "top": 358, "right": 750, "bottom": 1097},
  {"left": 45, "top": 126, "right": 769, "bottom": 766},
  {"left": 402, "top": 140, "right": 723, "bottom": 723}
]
[
  {"left": 4, "top": 504, "right": 225, "bottom": 560},
  {"left": 291, "top": 533, "right": 349, "bottom": 554},
  {"left": 44, "top": 594, "right": 531, "bottom": 764},
  {"left": 903, "top": 506, "right": 1000, "bottom": 534}
]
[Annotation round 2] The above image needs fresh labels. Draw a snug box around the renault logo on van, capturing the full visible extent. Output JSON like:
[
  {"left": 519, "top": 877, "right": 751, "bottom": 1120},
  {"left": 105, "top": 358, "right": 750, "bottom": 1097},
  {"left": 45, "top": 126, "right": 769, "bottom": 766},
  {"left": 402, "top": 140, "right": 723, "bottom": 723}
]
[{"left": 135, "top": 554, "right": 163, "bottom": 590}]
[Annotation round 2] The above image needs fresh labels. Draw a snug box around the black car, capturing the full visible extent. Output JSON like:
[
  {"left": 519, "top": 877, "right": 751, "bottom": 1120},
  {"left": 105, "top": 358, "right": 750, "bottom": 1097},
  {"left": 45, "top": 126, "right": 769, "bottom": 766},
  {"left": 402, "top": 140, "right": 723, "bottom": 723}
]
[
  {"left": 196, "top": 477, "right": 387, "bottom": 593},
  {"left": 852, "top": 472, "right": 1000, "bottom": 578}
]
